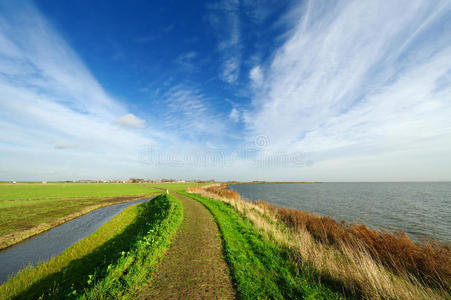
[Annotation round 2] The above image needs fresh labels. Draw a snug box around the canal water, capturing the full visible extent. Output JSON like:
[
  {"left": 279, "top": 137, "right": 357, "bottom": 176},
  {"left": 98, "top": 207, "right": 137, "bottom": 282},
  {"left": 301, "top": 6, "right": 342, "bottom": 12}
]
[{"left": 0, "top": 197, "right": 153, "bottom": 283}]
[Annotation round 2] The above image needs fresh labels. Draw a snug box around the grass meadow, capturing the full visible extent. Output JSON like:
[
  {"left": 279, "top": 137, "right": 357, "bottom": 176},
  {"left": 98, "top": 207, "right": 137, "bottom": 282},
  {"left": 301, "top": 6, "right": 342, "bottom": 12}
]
[
  {"left": 0, "top": 183, "right": 163, "bottom": 249},
  {"left": 0, "top": 183, "right": 161, "bottom": 201},
  {"left": 0, "top": 194, "right": 183, "bottom": 299}
]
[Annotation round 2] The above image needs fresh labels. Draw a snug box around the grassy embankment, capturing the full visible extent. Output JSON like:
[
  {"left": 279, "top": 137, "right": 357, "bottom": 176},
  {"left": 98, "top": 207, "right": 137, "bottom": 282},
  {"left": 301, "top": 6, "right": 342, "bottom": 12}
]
[
  {"left": 187, "top": 184, "right": 451, "bottom": 300},
  {"left": 0, "top": 193, "right": 183, "bottom": 300},
  {"left": 180, "top": 191, "right": 343, "bottom": 299},
  {"left": 0, "top": 183, "right": 162, "bottom": 249}
]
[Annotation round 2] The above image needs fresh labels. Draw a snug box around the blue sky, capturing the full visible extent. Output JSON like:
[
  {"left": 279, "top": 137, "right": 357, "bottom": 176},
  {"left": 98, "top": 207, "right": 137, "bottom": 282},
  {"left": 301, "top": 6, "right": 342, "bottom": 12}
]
[{"left": 1, "top": 0, "right": 451, "bottom": 181}]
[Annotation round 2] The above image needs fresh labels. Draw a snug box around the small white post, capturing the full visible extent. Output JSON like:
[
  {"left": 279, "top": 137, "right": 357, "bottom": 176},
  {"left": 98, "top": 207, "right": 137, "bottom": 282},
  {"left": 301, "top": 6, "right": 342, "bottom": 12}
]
[{"left": 166, "top": 189, "right": 169, "bottom": 194}]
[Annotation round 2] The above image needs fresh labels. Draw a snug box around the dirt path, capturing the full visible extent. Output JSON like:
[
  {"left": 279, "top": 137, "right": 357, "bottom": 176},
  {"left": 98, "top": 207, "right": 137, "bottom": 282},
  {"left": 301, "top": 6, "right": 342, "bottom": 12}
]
[{"left": 139, "top": 193, "right": 235, "bottom": 299}]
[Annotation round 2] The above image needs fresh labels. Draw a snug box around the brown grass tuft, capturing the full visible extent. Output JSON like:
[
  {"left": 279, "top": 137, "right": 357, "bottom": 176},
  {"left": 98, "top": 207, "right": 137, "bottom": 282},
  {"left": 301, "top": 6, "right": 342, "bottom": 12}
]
[
  {"left": 204, "top": 186, "right": 241, "bottom": 200},
  {"left": 274, "top": 206, "right": 451, "bottom": 289}
]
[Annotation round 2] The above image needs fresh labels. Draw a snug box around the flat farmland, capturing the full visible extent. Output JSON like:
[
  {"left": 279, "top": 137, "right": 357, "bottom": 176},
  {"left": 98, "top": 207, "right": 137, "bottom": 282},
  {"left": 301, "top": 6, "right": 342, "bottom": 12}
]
[{"left": 0, "top": 183, "right": 161, "bottom": 249}]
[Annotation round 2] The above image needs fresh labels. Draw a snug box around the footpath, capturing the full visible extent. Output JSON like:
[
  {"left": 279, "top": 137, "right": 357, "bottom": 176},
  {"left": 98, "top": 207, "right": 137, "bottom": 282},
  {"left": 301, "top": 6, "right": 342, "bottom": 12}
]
[{"left": 139, "top": 193, "right": 235, "bottom": 299}]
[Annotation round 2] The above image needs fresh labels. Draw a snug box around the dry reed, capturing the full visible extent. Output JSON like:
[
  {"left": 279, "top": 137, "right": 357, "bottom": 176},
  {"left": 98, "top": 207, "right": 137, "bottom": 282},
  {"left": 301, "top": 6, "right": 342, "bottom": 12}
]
[{"left": 187, "top": 184, "right": 450, "bottom": 299}]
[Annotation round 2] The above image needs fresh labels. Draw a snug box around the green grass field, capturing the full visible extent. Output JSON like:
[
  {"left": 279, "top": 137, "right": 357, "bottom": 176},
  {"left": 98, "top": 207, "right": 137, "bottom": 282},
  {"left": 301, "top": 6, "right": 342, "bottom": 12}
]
[
  {"left": 0, "top": 194, "right": 183, "bottom": 300},
  {"left": 0, "top": 183, "right": 168, "bottom": 249},
  {"left": 0, "top": 183, "right": 161, "bottom": 202},
  {"left": 0, "top": 182, "right": 203, "bottom": 249}
]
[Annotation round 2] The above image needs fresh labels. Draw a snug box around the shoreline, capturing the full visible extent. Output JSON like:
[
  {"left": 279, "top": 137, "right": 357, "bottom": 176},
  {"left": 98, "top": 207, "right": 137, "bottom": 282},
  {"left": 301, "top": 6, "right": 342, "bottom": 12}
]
[
  {"left": 187, "top": 183, "right": 450, "bottom": 299},
  {"left": 226, "top": 182, "right": 450, "bottom": 244},
  {"left": 224, "top": 181, "right": 322, "bottom": 184}
]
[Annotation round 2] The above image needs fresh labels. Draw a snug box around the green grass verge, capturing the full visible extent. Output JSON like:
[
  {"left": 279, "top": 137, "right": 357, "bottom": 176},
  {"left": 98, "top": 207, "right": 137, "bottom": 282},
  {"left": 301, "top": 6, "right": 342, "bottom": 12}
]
[
  {"left": 81, "top": 194, "right": 182, "bottom": 299},
  {"left": 180, "top": 192, "right": 344, "bottom": 300},
  {"left": 0, "top": 194, "right": 182, "bottom": 300}
]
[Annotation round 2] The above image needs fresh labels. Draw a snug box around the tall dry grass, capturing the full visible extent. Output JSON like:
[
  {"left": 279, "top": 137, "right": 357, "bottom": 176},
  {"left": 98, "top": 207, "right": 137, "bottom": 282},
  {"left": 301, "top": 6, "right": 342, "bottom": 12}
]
[
  {"left": 188, "top": 184, "right": 450, "bottom": 299},
  {"left": 273, "top": 204, "right": 450, "bottom": 288}
]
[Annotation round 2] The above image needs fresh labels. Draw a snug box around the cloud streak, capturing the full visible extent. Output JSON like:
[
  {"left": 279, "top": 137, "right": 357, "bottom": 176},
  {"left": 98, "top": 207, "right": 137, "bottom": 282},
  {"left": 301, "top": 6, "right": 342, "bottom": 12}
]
[
  {"left": 244, "top": 0, "right": 451, "bottom": 180},
  {"left": 159, "top": 85, "right": 226, "bottom": 138},
  {"left": 1, "top": 0, "right": 450, "bottom": 181},
  {"left": 0, "top": 1, "right": 156, "bottom": 179},
  {"left": 208, "top": 0, "right": 242, "bottom": 83}
]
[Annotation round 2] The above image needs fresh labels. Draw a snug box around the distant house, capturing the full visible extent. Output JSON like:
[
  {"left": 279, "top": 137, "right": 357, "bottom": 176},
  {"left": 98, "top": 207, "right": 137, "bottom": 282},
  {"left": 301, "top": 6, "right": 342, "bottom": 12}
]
[
  {"left": 12, "top": 181, "right": 16, "bottom": 184},
  {"left": 129, "top": 178, "right": 145, "bottom": 183}
]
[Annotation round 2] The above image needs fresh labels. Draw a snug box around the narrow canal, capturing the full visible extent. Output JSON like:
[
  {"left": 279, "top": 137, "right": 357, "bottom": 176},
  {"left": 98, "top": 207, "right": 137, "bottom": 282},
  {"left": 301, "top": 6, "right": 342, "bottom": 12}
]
[{"left": 0, "top": 197, "right": 154, "bottom": 283}]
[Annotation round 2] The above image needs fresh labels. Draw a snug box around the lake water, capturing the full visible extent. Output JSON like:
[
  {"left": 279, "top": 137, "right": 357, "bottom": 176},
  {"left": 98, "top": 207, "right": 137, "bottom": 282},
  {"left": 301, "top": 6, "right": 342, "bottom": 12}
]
[
  {"left": 229, "top": 183, "right": 451, "bottom": 243},
  {"left": 0, "top": 197, "right": 153, "bottom": 284}
]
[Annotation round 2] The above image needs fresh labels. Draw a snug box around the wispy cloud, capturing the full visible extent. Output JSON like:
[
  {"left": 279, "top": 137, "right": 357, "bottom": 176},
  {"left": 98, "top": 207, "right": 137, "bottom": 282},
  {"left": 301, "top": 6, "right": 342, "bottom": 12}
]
[
  {"left": 241, "top": 0, "right": 275, "bottom": 24},
  {"left": 134, "top": 24, "right": 174, "bottom": 44},
  {"left": 207, "top": 0, "right": 242, "bottom": 83},
  {"left": 1, "top": 0, "right": 450, "bottom": 181},
  {"left": 244, "top": 0, "right": 451, "bottom": 180},
  {"left": 0, "top": 1, "right": 156, "bottom": 179},
  {"left": 159, "top": 85, "right": 226, "bottom": 138},
  {"left": 229, "top": 107, "right": 240, "bottom": 122},
  {"left": 161, "top": 24, "right": 175, "bottom": 33},
  {"left": 249, "top": 65, "right": 263, "bottom": 88},
  {"left": 174, "top": 51, "right": 199, "bottom": 71}
]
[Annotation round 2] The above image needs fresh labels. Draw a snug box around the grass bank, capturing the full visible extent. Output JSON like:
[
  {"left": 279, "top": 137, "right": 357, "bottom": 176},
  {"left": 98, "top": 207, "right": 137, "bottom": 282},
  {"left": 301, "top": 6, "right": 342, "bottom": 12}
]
[
  {"left": 187, "top": 184, "right": 450, "bottom": 299},
  {"left": 0, "top": 183, "right": 162, "bottom": 249},
  {"left": 180, "top": 191, "right": 343, "bottom": 299},
  {"left": 0, "top": 194, "right": 183, "bottom": 300}
]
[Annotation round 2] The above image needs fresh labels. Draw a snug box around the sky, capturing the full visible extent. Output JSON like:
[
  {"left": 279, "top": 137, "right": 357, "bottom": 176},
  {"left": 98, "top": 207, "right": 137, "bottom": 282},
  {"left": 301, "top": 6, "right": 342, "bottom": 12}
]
[{"left": 0, "top": 0, "right": 451, "bottom": 182}]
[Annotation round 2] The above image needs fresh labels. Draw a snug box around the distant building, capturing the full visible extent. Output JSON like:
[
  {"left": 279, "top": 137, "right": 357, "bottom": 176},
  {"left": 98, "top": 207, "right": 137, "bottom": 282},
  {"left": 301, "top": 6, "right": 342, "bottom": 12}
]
[
  {"left": 129, "top": 178, "right": 145, "bottom": 183},
  {"left": 161, "top": 178, "right": 176, "bottom": 183}
]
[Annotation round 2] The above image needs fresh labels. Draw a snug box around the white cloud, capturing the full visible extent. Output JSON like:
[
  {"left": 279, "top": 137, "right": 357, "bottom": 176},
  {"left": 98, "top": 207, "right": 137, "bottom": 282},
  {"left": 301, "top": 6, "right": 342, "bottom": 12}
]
[
  {"left": 242, "top": 0, "right": 276, "bottom": 24},
  {"left": 160, "top": 85, "right": 226, "bottom": 138},
  {"left": 0, "top": 1, "right": 158, "bottom": 179},
  {"left": 249, "top": 65, "right": 263, "bottom": 86},
  {"left": 244, "top": 0, "right": 451, "bottom": 180},
  {"left": 115, "top": 114, "right": 146, "bottom": 128},
  {"left": 1, "top": 0, "right": 450, "bottom": 181},
  {"left": 229, "top": 108, "right": 240, "bottom": 122},
  {"left": 0, "top": 1, "right": 243, "bottom": 181},
  {"left": 222, "top": 56, "right": 240, "bottom": 83},
  {"left": 208, "top": 0, "right": 242, "bottom": 83},
  {"left": 174, "top": 51, "right": 199, "bottom": 71}
]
